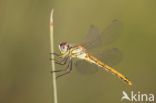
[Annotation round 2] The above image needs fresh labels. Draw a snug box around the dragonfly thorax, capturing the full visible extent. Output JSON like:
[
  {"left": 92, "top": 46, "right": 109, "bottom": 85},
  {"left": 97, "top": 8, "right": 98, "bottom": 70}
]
[{"left": 59, "top": 42, "right": 69, "bottom": 54}]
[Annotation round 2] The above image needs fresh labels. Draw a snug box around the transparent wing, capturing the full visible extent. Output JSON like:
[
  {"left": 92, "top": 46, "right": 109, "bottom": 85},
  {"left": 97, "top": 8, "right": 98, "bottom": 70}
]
[
  {"left": 97, "top": 48, "right": 123, "bottom": 66},
  {"left": 101, "top": 20, "right": 123, "bottom": 45},
  {"left": 81, "top": 25, "right": 102, "bottom": 50},
  {"left": 74, "top": 48, "right": 122, "bottom": 74},
  {"left": 81, "top": 20, "right": 123, "bottom": 49}
]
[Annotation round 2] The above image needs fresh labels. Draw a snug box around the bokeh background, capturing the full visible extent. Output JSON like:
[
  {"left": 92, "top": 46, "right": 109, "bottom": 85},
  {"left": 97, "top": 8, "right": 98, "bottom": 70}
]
[{"left": 0, "top": 0, "right": 156, "bottom": 103}]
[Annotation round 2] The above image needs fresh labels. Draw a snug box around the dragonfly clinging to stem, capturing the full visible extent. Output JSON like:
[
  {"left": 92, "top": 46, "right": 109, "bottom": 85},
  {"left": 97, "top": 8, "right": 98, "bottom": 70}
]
[{"left": 51, "top": 20, "right": 132, "bottom": 86}]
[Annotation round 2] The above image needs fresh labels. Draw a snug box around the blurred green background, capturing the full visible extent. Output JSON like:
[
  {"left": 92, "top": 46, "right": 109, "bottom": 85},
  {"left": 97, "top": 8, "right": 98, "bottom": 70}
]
[{"left": 0, "top": 0, "right": 156, "bottom": 103}]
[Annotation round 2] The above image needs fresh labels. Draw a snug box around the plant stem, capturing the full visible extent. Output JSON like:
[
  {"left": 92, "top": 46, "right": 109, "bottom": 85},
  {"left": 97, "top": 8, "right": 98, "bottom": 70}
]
[{"left": 50, "top": 9, "right": 58, "bottom": 103}]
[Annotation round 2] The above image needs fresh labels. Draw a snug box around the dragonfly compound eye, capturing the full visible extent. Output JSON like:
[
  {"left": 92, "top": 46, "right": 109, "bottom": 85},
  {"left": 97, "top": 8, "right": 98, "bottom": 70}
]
[{"left": 59, "top": 42, "right": 69, "bottom": 53}]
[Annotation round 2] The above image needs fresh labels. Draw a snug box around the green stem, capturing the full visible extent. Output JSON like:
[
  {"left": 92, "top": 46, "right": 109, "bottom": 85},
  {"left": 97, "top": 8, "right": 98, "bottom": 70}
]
[{"left": 50, "top": 9, "right": 58, "bottom": 103}]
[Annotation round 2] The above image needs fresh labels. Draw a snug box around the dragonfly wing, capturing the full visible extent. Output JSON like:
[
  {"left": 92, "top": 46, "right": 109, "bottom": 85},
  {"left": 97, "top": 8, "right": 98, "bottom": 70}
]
[
  {"left": 74, "top": 59, "right": 99, "bottom": 74},
  {"left": 101, "top": 20, "right": 123, "bottom": 45},
  {"left": 74, "top": 48, "right": 122, "bottom": 74},
  {"left": 96, "top": 48, "right": 123, "bottom": 66},
  {"left": 81, "top": 25, "right": 102, "bottom": 50},
  {"left": 81, "top": 20, "right": 123, "bottom": 50}
]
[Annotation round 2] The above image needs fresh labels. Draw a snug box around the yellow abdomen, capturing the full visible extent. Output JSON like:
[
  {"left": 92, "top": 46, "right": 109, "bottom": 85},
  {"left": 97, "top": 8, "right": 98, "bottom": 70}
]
[{"left": 85, "top": 53, "right": 132, "bottom": 86}]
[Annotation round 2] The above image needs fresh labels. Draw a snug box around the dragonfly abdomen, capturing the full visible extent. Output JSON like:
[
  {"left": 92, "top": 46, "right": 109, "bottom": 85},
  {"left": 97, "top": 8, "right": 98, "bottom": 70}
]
[{"left": 87, "top": 53, "right": 132, "bottom": 86}]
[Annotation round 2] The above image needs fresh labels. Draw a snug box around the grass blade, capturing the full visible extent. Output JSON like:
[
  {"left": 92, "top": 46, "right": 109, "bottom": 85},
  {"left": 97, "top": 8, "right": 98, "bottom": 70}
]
[{"left": 50, "top": 9, "right": 58, "bottom": 103}]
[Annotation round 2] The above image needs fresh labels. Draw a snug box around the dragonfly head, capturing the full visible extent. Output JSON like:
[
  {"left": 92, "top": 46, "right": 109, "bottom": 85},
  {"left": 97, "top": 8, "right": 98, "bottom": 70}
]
[{"left": 59, "top": 42, "right": 69, "bottom": 54}]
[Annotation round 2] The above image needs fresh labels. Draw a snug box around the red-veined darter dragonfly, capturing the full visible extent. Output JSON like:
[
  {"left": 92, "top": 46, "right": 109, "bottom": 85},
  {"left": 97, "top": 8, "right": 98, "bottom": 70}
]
[{"left": 51, "top": 20, "right": 132, "bottom": 86}]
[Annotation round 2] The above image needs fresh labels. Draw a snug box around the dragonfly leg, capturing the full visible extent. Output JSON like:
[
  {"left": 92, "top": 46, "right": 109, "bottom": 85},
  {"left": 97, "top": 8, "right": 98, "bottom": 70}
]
[
  {"left": 50, "top": 61, "right": 69, "bottom": 73},
  {"left": 50, "top": 53, "right": 62, "bottom": 58},
  {"left": 50, "top": 57, "right": 69, "bottom": 73},
  {"left": 49, "top": 52, "right": 65, "bottom": 63},
  {"left": 56, "top": 58, "right": 72, "bottom": 78},
  {"left": 50, "top": 56, "right": 69, "bottom": 65}
]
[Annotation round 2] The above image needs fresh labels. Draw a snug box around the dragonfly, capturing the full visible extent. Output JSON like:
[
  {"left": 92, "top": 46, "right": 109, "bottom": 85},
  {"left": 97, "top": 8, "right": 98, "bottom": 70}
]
[{"left": 51, "top": 20, "right": 132, "bottom": 86}]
